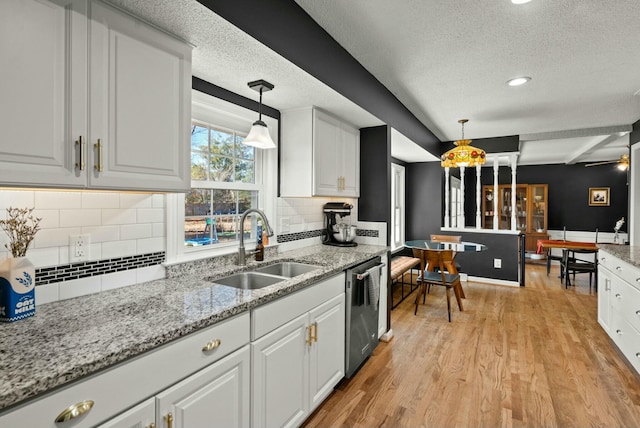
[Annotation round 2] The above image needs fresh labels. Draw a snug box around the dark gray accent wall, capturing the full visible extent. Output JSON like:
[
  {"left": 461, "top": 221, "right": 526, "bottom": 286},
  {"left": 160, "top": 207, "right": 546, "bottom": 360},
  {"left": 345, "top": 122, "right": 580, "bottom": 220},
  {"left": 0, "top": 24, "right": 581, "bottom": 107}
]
[
  {"left": 359, "top": 126, "right": 391, "bottom": 233},
  {"left": 463, "top": 163, "right": 629, "bottom": 232},
  {"left": 195, "top": 0, "right": 441, "bottom": 155},
  {"left": 452, "top": 232, "right": 521, "bottom": 283},
  {"left": 442, "top": 134, "right": 519, "bottom": 154},
  {"left": 192, "top": 76, "right": 280, "bottom": 120},
  {"left": 631, "top": 119, "right": 640, "bottom": 146},
  {"left": 406, "top": 162, "right": 443, "bottom": 240}
]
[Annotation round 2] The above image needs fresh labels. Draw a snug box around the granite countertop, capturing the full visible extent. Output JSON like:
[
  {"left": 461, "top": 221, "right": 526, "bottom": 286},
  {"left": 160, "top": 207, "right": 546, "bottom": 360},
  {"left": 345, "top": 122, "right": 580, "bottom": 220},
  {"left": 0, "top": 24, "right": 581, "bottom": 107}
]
[
  {"left": 598, "top": 244, "right": 640, "bottom": 268},
  {"left": 0, "top": 244, "right": 388, "bottom": 412}
]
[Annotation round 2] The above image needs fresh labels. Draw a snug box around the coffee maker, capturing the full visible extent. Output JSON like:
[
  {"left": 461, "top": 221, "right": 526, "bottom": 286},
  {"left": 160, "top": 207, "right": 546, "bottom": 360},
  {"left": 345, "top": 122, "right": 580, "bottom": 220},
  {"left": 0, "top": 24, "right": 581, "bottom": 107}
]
[{"left": 322, "top": 202, "right": 357, "bottom": 247}]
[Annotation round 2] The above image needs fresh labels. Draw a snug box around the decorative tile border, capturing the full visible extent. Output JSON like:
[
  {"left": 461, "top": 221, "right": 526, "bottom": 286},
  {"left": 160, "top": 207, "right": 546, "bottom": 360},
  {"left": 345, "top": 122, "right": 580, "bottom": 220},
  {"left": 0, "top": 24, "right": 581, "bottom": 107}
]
[
  {"left": 276, "top": 228, "right": 378, "bottom": 243},
  {"left": 356, "top": 229, "right": 379, "bottom": 238},
  {"left": 276, "top": 229, "right": 323, "bottom": 243},
  {"left": 35, "top": 252, "right": 166, "bottom": 286}
]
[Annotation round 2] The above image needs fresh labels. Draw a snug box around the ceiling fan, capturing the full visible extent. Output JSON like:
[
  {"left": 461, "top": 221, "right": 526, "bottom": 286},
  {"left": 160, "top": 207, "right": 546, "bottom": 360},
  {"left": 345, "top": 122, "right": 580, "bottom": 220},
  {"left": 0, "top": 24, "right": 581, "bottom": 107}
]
[{"left": 585, "top": 153, "right": 629, "bottom": 170}]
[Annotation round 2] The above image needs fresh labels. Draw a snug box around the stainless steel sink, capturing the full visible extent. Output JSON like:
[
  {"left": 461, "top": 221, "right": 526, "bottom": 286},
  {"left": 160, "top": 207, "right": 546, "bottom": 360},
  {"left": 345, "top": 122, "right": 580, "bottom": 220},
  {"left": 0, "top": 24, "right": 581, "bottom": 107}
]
[
  {"left": 211, "top": 272, "right": 284, "bottom": 290},
  {"left": 254, "top": 262, "right": 321, "bottom": 278}
]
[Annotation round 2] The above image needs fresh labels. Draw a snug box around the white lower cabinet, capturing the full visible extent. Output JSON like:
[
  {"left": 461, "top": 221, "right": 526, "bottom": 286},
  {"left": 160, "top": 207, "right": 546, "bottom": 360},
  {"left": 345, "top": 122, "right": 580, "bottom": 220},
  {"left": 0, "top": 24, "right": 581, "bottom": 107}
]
[
  {"left": 96, "top": 398, "right": 155, "bottom": 428},
  {"left": 597, "top": 250, "right": 640, "bottom": 376},
  {"left": 0, "top": 313, "right": 250, "bottom": 428},
  {"left": 251, "top": 274, "right": 346, "bottom": 428}
]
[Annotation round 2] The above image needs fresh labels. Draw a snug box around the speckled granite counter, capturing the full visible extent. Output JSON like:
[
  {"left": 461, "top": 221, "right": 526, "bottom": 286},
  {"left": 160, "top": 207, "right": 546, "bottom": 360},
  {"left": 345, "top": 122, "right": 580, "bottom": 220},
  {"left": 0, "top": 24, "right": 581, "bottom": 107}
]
[
  {"left": 0, "top": 244, "right": 387, "bottom": 412},
  {"left": 598, "top": 244, "right": 640, "bottom": 268}
]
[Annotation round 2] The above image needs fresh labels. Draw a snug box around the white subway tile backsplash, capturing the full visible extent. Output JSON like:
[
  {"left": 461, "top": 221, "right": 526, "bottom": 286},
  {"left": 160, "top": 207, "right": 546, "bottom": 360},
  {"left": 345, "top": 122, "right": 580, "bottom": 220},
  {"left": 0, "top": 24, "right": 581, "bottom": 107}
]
[
  {"left": 33, "top": 209, "right": 59, "bottom": 229},
  {"left": 137, "top": 208, "right": 164, "bottom": 224},
  {"left": 35, "top": 283, "right": 59, "bottom": 305},
  {"left": 59, "top": 209, "right": 102, "bottom": 227},
  {"left": 26, "top": 247, "right": 60, "bottom": 268},
  {"left": 82, "top": 192, "right": 120, "bottom": 209},
  {"left": 137, "top": 237, "right": 164, "bottom": 254},
  {"left": 36, "top": 227, "right": 81, "bottom": 248},
  {"left": 0, "top": 190, "right": 35, "bottom": 209},
  {"left": 120, "top": 193, "right": 153, "bottom": 209},
  {"left": 102, "top": 240, "right": 137, "bottom": 259},
  {"left": 35, "top": 191, "right": 81, "bottom": 209},
  {"left": 152, "top": 194, "right": 166, "bottom": 208},
  {"left": 152, "top": 223, "right": 165, "bottom": 237},
  {"left": 101, "top": 270, "right": 137, "bottom": 292},
  {"left": 85, "top": 225, "right": 120, "bottom": 243},
  {"left": 136, "top": 264, "right": 166, "bottom": 283},
  {"left": 120, "top": 224, "right": 153, "bottom": 240},
  {"left": 102, "top": 208, "right": 137, "bottom": 225},
  {"left": 59, "top": 277, "right": 102, "bottom": 300}
]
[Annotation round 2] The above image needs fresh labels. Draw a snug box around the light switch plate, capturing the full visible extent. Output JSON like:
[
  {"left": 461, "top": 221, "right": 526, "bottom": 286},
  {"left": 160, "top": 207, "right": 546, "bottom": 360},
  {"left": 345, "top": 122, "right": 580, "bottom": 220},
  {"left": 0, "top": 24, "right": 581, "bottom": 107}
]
[{"left": 493, "top": 258, "right": 502, "bottom": 269}]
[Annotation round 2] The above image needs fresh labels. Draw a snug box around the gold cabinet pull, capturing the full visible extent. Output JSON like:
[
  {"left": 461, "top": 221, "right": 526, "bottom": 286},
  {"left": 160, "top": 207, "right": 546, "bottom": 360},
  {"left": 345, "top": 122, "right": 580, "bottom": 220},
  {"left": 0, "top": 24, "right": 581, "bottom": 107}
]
[
  {"left": 306, "top": 325, "right": 314, "bottom": 347},
  {"left": 312, "top": 322, "right": 318, "bottom": 343},
  {"left": 54, "top": 400, "right": 94, "bottom": 423},
  {"left": 164, "top": 412, "right": 173, "bottom": 428},
  {"left": 75, "top": 136, "right": 85, "bottom": 171},
  {"left": 94, "top": 139, "right": 103, "bottom": 172},
  {"left": 147, "top": 423, "right": 156, "bottom": 428},
  {"left": 202, "top": 338, "right": 221, "bottom": 352}
]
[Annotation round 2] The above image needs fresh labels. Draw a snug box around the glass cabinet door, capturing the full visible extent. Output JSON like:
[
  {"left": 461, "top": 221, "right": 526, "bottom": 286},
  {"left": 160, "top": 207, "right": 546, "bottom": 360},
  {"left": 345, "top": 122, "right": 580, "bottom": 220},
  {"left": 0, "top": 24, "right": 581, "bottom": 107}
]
[
  {"left": 499, "top": 185, "right": 528, "bottom": 230},
  {"left": 482, "top": 186, "right": 495, "bottom": 229},
  {"left": 530, "top": 185, "right": 548, "bottom": 232}
]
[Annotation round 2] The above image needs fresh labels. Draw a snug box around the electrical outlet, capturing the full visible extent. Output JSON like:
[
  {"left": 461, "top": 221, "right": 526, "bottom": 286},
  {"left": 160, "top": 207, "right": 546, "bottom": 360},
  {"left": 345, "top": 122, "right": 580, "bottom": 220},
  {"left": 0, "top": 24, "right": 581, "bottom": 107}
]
[
  {"left": 493, "top": 258, "right": 502, "bottom": 269},
  {"left": 69, "top": 234, "right": 90, "bottom": 262}
]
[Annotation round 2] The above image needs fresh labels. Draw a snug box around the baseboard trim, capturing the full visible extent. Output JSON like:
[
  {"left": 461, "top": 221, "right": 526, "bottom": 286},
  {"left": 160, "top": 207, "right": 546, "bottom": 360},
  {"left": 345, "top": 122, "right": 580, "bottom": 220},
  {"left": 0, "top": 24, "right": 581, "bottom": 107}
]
[{"left": 467, "top": 276, "right": 520, "bottom": 287}]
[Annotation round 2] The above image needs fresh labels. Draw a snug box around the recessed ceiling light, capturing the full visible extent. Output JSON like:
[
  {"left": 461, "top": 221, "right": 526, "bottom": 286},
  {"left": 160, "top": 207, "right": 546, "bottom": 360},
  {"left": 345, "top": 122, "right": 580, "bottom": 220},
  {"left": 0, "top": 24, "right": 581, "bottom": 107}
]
[
  {"left": 507, "top": 76, "right": 531, "bottom": 87},
  {"left": 511, "top": 0, "right": 532, "bottom": 4}
]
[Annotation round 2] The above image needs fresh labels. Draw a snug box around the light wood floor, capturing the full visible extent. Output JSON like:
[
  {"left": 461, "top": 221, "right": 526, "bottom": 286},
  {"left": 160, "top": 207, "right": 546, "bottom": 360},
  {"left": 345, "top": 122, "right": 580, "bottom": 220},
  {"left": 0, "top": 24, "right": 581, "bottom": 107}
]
[{"left": 303, "top": 264, "right": 640, "bottom": 428}]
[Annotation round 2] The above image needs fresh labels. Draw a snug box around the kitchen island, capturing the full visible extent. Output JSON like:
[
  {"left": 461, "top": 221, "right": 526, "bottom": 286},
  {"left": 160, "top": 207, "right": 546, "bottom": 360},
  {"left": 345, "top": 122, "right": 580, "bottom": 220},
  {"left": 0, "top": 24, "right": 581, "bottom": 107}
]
[{"left": 0, "top": 244, "right": 387, "bottom": 415}]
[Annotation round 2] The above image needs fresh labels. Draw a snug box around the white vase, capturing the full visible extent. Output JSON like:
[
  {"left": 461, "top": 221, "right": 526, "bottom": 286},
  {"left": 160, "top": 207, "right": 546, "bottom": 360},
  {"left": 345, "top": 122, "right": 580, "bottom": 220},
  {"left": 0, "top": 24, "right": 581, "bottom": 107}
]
[{"left": 0, "top": 257, "right": 36, "bottom": 322}]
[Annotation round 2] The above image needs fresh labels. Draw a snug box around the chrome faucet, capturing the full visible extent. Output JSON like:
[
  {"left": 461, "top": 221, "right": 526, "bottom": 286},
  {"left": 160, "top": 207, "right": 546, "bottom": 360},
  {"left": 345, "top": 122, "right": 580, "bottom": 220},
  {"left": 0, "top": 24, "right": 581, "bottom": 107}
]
[{"left": 238, "top": 208, "right": 274, "bottom": 265}]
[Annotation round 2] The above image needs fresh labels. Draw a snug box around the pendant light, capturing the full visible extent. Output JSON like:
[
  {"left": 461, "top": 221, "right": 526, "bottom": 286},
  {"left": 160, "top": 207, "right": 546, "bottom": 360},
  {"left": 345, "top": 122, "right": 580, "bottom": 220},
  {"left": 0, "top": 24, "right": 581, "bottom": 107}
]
[
  {"left": 441, "top": 119, "right": 486, "bottom": 168},
  {"left": 242, "top": 79, "right": 276, "bottom": 149}
]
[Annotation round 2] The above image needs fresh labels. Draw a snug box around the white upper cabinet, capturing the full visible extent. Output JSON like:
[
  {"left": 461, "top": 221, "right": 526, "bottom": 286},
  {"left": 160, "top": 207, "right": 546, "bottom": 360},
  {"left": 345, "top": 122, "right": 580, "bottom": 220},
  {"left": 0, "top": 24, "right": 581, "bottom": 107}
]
[
  {"left": 0, "top": 0, "right": 191, "bottom": 192},
  {"left": 281, "top": 107, "right": 360, "bottom": 197}
]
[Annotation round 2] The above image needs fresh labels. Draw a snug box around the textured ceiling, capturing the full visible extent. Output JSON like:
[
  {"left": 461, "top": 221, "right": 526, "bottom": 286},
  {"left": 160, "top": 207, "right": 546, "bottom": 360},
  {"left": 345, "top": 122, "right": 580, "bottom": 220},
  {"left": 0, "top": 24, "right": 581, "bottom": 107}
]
[{"left": 106, "top": 0, "right": 639, "bottom": 165}]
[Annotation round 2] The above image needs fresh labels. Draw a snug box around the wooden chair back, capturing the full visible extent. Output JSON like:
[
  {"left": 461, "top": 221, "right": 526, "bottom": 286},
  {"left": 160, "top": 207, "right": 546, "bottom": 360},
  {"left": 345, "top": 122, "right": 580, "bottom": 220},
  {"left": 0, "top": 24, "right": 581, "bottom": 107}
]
[
  {"left": 430, "top": 234, "right": 462, "bottom": 243},
  {"left": 411, "top": 248, "right": 455, "bottom": 277}
]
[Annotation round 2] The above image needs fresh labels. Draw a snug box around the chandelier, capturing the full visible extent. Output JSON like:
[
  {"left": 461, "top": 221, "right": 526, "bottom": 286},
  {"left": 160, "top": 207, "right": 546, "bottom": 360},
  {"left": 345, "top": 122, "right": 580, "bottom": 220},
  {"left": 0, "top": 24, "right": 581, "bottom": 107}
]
[{"left": 441, "top": 119, "right": 486, "bottom": 168}]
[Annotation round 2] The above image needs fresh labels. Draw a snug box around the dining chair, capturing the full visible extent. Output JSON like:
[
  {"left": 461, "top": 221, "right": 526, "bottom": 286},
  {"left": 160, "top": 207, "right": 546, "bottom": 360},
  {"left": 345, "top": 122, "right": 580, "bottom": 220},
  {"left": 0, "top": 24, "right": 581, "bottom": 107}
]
[
  {"left": 413, "top": 248, "right": 464, "bottom": 322},
  {"left": 430, "top": 234, "right": 463, "bottom": 273},
  {"left": 561, "top": 248, "right": 598, "bottom": 290}
]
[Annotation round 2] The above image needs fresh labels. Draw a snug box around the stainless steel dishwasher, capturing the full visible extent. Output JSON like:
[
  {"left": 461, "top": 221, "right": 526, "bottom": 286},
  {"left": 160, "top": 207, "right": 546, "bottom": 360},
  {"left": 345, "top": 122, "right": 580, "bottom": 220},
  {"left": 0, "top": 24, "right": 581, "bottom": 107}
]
[{"left": 345, "top": 256, "right": 383, "bottom": 378}]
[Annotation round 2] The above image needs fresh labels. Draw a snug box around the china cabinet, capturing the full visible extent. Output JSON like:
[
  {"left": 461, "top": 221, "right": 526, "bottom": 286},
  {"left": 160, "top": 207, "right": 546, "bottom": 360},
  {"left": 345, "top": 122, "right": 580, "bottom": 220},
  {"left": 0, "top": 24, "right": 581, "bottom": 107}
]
[{"left": 482, "top": 184, "right": 548, "bottom": 252}]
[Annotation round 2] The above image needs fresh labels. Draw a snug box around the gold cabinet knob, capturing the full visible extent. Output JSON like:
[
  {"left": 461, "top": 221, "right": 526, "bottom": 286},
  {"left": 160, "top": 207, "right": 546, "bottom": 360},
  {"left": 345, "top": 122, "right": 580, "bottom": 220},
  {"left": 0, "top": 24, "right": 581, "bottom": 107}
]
[
  {"left": 164, "top": 412, "right": 174, "bottom": 428},
  {"left": 54, "top": 400, "right": 95, "bottom": 423},
  {"left": 202, "top": 338, "right": 221, "bottom": 352}
]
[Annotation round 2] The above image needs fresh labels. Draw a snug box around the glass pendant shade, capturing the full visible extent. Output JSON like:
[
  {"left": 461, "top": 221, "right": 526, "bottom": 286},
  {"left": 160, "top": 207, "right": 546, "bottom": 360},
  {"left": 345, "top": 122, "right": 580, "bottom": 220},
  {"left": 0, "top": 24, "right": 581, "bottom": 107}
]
[
  {"left": 243, "top": 120, "right": 276, "bottom": 149},
  {"left": 242, "top": 79, "right": 276, "bottom": 150},
  {"left": 441, "top": 119, "right": 486, "bottom": 168}
]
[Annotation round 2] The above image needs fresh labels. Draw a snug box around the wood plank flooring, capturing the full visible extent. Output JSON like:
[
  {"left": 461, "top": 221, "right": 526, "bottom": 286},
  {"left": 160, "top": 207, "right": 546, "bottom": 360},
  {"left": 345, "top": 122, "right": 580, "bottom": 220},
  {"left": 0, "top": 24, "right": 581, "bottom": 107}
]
[{"left": 303, "top": 264, "right": 640, "bottom": 428}]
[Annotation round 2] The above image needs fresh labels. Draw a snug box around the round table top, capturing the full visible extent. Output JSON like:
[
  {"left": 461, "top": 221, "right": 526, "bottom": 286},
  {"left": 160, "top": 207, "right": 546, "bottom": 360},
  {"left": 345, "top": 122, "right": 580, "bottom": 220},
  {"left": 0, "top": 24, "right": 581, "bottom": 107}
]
[{"left": 405, "top": 240, "right": 488, "bottom": 252}]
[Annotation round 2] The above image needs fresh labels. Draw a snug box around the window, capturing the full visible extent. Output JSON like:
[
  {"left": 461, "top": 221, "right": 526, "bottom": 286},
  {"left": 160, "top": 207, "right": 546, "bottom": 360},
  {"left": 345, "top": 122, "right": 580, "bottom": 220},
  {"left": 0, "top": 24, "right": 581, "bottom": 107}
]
[
  {"left": 184, "top": 121, "right": 262, "bottom": 248},
  {"left": 166, "top": 90, "right": 277, "bottom": 264},
  {"left": 390, "top": 163, "right": 405, "bottom": 251}
]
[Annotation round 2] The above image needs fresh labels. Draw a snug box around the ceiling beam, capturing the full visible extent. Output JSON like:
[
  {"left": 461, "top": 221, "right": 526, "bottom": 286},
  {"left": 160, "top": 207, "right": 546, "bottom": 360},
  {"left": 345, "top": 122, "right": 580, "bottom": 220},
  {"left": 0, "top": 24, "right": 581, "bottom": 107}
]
[
  {"left": 520, "top": 125, "right": 632, "bottom": 142},
  {"left": 565, "top": 134, "right": 620, "bottom": 164}
]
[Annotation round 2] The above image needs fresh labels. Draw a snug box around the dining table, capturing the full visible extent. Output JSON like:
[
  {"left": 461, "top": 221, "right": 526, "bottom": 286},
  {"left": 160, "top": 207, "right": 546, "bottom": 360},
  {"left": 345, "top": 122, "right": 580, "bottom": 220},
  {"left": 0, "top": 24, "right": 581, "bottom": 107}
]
[
  {"left": 536, "top": 239, "right": 599, "bottom": 277},
  {"left": 404, "top": 240, "right": 488, "bottom": 298}
]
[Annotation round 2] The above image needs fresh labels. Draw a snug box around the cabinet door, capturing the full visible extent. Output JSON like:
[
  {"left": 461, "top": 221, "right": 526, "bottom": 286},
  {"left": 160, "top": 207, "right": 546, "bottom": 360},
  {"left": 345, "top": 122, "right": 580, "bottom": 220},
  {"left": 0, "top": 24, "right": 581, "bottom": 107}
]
[
  {"left": 97, "top": 398, "right": 155, "bottom": 428},
  {"left": 309, "top": 294, "right": 345, "bottom": 411},
  {"left": 313, "top": 109, "right": 341, "bottom": 196},
  {"left": 598, "top": 267, "right": 612, "bottom": 332},
  {"left": 89, "top": 1, "right": 191, "bottom": 192},
  {"left": 156, "top": 345, "right": 250, "bottom": 428},
  {"left": 0, "top": 0, "right": 87, "bottom": 188},
  {"left": 340, "top": 124, "right": 360, "bottom": 197},
  {"left": 252, "top": 313, "right": 309, "bottom": 428}
]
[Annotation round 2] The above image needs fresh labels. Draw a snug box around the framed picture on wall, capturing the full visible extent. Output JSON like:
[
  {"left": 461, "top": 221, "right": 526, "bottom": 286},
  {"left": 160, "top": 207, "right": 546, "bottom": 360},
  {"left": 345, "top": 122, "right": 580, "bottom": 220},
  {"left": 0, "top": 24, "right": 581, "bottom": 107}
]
[{"left": 589, "top": 187, "right": 610, "bottom": 206}]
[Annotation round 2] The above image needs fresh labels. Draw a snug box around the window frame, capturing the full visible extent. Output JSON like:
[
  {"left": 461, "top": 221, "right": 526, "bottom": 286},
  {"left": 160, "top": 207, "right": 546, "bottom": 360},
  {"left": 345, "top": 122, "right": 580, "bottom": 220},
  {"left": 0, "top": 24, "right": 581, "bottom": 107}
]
[{"left": 166, "top": 90, "right": 278, "bottom": 264}]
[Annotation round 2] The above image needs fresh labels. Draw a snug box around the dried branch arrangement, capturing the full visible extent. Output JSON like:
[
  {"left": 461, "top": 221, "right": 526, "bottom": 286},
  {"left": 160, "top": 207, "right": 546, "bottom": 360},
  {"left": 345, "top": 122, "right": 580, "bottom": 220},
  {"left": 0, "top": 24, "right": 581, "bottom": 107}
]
[{"left": 0, "top": 207, "right": 42, "bottom": 258}]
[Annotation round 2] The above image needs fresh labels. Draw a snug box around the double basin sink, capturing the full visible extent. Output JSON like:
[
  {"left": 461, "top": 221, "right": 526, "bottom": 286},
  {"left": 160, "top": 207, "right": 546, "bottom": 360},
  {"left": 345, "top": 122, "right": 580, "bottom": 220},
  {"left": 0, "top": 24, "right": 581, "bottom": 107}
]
[{"left": 210, "top": 262, "right": 321, "bottom": 290}]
